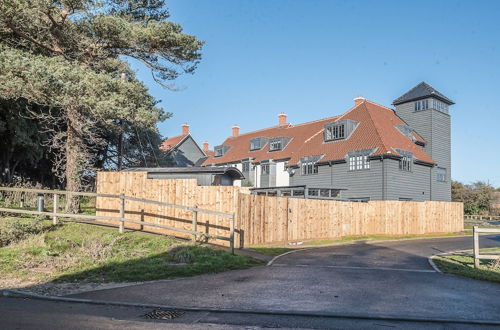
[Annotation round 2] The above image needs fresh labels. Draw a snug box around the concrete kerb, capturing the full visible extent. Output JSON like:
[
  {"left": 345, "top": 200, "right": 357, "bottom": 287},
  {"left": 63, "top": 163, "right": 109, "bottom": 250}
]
[
  {"left": 428, "top": 249, "right": 474, "bottom": 273},
  {"left": 3, "top": 289, "right": 500, "bottom": 326}
]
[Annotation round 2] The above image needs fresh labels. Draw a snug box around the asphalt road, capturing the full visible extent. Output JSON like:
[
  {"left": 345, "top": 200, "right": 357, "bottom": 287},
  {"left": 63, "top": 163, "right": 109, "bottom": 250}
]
[
  {"left": 0, "top": 296, "right": 497, "bottom": 329},
  {"left": 67, "top": 235, "right": 500, "bottom": 323}
]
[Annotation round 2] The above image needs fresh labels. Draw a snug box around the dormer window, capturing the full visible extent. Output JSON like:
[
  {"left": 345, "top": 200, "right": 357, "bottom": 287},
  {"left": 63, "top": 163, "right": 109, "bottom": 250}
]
[
  {"left": 395, "top": 149, "right": 413, "bottom": 172},
  {"left": 324, "top": 119, "right": 358, "bottom": 142},
  {"left": 250, "top": 137, "right": 268, "bottom": 151},
  {"left": 300, "top": 155, "right": 322, "bottom": 175},
  {"left": 325, "top": 123, "right": 345, "bottom": 141},
  {"left": 268, "top": 137, "right": 291, "bottom": 152},
  {"left": 347, "top": 149, "right": 375, "bottom": 171},
  {"left": 214, "top": 145, "right": 230, "bottom": 157}
]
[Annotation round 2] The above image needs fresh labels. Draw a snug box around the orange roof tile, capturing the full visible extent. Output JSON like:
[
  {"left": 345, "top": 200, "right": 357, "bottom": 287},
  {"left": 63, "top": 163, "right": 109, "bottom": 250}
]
[
  {"left": 203, "top": 99, "right": 434, "bottom": 166},
  {"left": 160, "top": 134, "right": 188, "bottom": 152}
]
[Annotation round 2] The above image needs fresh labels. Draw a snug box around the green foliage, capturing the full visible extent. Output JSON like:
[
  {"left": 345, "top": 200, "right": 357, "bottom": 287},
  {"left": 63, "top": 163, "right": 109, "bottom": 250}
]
[
  {"left": 452, "top": 180, "right": 495, "bottom": 215},
  {"left": 0, "top": 219, "right": 54, "bottom": 247},
  {"left": 0, "top": 221, "right": 262, "bottom": 285},
  {"left": 0, "top": 0, "right": 203, "bottom": 188},
  {"left": 433, "top": 251, "right": 500, "bottom": 283}
]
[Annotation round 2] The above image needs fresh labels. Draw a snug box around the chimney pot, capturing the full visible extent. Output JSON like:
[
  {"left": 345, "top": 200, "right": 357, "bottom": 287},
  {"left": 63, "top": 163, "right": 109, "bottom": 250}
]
[
  {"left": 354, "top": 95, "right": 365, "bottom": 105},
  {"left": 232, "top": 125, "right": 240, "bottom": 137},
  {"left": 278, "top": 112, "right": 287, "bottom": 127},
  {"left": 203, "top": 141, "right": 209, "bottom": 151},
  {"left": 181, "top": 123, "right": 190, "bottom": 135}
]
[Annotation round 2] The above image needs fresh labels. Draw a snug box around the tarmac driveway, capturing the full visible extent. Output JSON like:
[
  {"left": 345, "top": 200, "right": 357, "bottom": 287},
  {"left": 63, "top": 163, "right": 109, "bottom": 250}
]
[{"left": 71, "top": 235, "right": 500, "bottom": 323}]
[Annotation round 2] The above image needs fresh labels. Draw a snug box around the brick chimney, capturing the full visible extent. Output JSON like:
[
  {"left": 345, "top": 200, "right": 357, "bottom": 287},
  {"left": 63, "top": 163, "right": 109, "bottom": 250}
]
[
  {"left": 181, "top": 123, "right": 190, "bottom": 135},
  {"left": 203, "top": 141, "right": 209, "bottom": 151},
  {"left": 232, "top": 125, "right": 240, "bottom": 137},
  {"left": 278, "top": 112, "right": 287, "bottom": 127},
  {"left": 354, "top": 95, "right": 365, "bottom": 105}
]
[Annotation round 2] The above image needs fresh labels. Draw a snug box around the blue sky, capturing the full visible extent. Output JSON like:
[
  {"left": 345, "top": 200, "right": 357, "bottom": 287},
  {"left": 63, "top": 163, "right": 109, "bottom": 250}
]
[{"left": 130, "top": 0, "right": 500, "bottom": 186}]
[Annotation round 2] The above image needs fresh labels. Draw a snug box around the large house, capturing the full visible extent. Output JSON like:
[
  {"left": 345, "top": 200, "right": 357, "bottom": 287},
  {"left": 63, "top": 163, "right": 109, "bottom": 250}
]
[{"left": 202, "top": 82, "right": 454, "bottom": 201}]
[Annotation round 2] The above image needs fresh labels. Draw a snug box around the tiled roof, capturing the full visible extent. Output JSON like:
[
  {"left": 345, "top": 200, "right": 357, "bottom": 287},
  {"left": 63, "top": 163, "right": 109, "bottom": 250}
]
[
  {"left": 160, "top": 134, "right": 188, "bottom": 152},
  {"left": 203, "top": 99, "right": 434, "bottom": 167},
  {"left": 392, "top": 82, "right": 454, "bottom": 105}
]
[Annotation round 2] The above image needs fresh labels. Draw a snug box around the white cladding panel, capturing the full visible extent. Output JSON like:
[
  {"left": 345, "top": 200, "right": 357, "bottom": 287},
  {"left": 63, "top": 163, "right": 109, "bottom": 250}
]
[{"left": 275, "top": 161, "right": 290, "bottom": 187}]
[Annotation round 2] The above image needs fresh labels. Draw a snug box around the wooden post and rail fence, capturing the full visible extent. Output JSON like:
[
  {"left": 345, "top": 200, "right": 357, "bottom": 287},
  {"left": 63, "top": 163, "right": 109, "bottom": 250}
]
[
  {"left": 0, "top": 171, "right": 467, "bottom": 248},
  {"left": 472, "top": 225, "right": 500, "bottom": 268},
  {"left": 0, "top": 186, "right": 237, "bottom": 254}
]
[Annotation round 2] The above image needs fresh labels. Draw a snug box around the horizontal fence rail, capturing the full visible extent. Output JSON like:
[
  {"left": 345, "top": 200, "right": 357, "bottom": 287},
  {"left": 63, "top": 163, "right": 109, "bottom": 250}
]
[
  {"left": 465, "top": 214, "right": 500, "bottom": 221},
  {"left": 472, "top": 226, "right": 500, "bottom": 268},
  {"left": 0, "top": 186, "right": 236, "bottom": 253}
]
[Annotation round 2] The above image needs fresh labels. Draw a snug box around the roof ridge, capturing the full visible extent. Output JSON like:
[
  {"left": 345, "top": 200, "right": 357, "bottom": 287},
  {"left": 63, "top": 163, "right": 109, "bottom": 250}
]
[
  {"left": 365, "top": 99, "right": 395, "bottom": 112},
  {"left": 223, "top": 114, "right": 341, "bottom": 139}
]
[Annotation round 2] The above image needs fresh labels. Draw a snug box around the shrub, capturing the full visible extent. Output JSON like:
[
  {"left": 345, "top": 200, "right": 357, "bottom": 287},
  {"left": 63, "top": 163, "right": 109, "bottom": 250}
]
[{"left": 0, "top": 220, "right": 51, "bottom": 247}]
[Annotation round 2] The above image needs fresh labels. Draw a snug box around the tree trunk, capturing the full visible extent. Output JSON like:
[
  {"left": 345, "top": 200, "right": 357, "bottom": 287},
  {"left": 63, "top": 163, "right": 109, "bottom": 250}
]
[{"left": 65, "top": 107, "right": 81, "bottom": 213}]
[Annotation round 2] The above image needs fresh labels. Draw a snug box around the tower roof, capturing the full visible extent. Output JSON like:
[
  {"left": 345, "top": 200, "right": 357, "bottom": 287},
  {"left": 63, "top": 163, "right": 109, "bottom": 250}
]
[{"left": 392, "top": 82, "right": 454, "bottom": 106}]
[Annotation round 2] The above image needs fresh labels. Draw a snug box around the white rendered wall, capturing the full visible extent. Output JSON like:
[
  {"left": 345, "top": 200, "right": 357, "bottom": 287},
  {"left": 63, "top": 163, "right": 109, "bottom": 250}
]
[{"left": 275, "top": 161, "right": 290, "bottom": 187}]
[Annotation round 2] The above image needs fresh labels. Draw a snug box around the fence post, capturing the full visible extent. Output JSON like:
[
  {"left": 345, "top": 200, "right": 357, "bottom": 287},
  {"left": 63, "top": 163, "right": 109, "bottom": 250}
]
[
  {"left": 473, "top": 226, "right": 479, "bottom": 269},
  {"left": 119, "top": 194, "right": 125, "bottom": 234},
  {"left": 229, "top": 213, "right": 235, "bottom": 255},
  {"left": 52, "top": 193, "right": 59, "bottom": 225},
  {"left": 20, "top": 192, "right": 24, "bottom": 209},
  {"left": 192, "top": 206, "right": 198, "bottom": 243}
]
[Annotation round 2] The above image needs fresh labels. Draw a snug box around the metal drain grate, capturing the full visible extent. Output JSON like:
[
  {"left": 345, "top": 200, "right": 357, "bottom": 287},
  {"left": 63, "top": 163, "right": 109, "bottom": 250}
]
[{"left": 143, "top": 309, "right": 185, "bottom": 320}]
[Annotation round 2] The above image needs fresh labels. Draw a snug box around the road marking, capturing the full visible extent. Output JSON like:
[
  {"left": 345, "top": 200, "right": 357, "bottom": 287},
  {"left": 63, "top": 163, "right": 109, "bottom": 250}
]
[
  {"left": 271, "top": 263, "right": 436, "bottom": 273},
  {"left": 266, "top": 247, "right": 316, "bottom": 266}
]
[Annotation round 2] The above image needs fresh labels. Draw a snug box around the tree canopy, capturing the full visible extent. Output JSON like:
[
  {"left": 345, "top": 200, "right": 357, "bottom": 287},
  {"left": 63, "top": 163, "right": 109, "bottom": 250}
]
[{"left": 0, "top": 0, "right": 203, "bottom": 208}]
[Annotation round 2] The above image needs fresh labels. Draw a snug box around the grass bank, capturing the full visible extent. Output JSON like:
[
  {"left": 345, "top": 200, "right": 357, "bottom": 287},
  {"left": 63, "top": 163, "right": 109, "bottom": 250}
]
[
  {"left": 433, "top": 249, "right": 500, "bottom": 283},
  {"left": 0, "top": 218, "right": 263, "bottom": 288}
]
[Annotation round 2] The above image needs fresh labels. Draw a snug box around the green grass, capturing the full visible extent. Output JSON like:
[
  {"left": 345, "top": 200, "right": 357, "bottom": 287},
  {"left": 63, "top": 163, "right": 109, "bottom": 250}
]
[
  {"left": 0, "top": 218, "right": 263, "bottom": 287},
  {"left": 303, "top": 232, "right": 469, "bottom": 246},
  {"left": 433, "top": 249, "right": 500, "bottom": 283}
]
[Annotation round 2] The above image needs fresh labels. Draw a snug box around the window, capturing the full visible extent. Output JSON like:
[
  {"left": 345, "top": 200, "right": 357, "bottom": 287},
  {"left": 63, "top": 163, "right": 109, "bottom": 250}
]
[
  {"left": 292, "top": 189, "right": 304, "bottom": 196},
  {"left": 261, "top": 164, "right": 270, "bottom": 175},
  {"left": 414, "top": 99, "right": 429, "bottom": 111},
  {"left": 269, "top": 138, "right": 282, "bottom": 151},
  {"left": 349, "top": 155, "right": 370, "bottom": 171},
  {"left": 432, "top": 99, "right": 449, "bottom": 114},
  {"left": 281, "top": 190, "right": 291, "bottom": 197},
  {"left": 308, "top": 188, "right": 319, "bottom": 196},
  {"left": 325, "top": 124, "right": 345, "bottom": 141},
  {"left": 242, "top": 162, "right": 250, "bottom": 172},
  {"left": 214, "top": 146, "right": 224, "bottom": 157},
  {"left": 436, "top": 167, "right": 447, "bottom": 182},
  {"left": 399, "top": 155, "right": 412, "bottom": 171},
  {"left": 307, "top": 188, "right": 341, "bottom": 198},
  {"left": 301, "top": 161, "right": 318, "bottom": 175},
  {"left": 250, "top": 138, "right": 267, "bottom": 151}
]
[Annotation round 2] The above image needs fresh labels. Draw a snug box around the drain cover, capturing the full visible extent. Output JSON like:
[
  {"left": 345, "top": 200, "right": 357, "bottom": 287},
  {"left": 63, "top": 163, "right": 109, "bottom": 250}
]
[{"left": 143, "top": 309, "right": 184, "bottom": 320}]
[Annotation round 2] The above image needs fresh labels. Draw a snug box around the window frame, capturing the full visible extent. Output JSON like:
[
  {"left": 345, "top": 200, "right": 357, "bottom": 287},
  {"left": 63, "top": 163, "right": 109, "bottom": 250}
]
[
  {"left": 349, "top": 154, "right": 370, "bottom": 171},
  {"left": 436, "top": 167, "right": 447, "bottom": 182},
  {"left": 325, "top": 123, "right": 346, "bottom": 142},
  {"left": 301, "top": 161, "right": 318, "bottom": 175},
  {"left": 269, "top": 138, "right": 282, "bottom": 152}
]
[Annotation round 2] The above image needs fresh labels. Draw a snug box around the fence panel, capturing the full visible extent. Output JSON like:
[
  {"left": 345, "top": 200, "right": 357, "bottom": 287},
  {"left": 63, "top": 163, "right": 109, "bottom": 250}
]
[{"left": 95, "top": 171, "right": 464, "bottom": 247}]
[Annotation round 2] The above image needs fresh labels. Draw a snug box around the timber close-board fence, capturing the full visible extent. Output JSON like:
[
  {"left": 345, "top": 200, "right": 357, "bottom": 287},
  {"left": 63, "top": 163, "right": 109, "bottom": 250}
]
[{"left": 95, "top": 171, "right": 464, "bottom": 247}]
